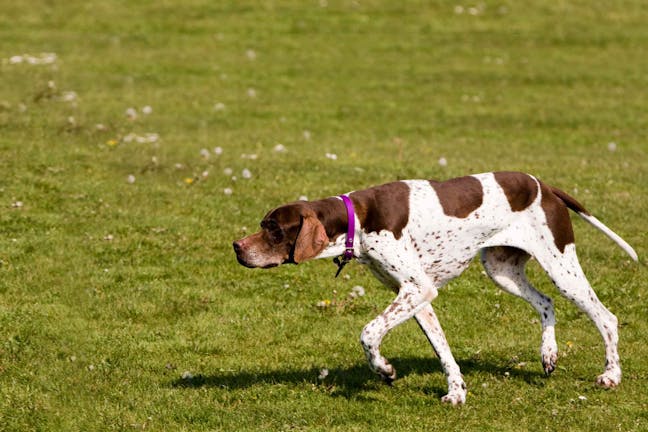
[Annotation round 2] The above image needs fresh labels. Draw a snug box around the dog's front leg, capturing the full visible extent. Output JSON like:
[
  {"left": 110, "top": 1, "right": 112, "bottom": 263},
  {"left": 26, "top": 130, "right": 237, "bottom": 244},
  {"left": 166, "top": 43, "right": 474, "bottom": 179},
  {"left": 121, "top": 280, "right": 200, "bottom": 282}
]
[
  {"left": 360, "top": 278, "right": 437, "bottom": 384},
  {"left": 415, "top": 304, "right": 466, "bottom": 405}
]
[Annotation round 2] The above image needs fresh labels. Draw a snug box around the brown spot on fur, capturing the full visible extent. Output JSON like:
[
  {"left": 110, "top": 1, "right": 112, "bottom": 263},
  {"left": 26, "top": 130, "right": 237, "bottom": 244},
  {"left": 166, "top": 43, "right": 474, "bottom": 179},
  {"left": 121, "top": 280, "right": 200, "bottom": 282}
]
[
  {"left": 430, "top": 176, "right": 483, "bottom": 218},
  {"left": 494, "top": 171, "right": 538, "bottom": 212},
  {"left": 540, "top": 181, "right": 575, "bottom": 253},
  {"left": 350, "top": 182, "right": 410, "bottom": 240}
]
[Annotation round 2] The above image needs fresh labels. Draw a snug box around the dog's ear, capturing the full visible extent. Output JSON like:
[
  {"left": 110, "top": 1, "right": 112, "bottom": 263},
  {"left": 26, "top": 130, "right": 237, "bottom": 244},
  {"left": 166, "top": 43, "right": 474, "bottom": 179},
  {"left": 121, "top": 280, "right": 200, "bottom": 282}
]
[{"left": 293, "top": 215, "right": 328, "bottom": 263}]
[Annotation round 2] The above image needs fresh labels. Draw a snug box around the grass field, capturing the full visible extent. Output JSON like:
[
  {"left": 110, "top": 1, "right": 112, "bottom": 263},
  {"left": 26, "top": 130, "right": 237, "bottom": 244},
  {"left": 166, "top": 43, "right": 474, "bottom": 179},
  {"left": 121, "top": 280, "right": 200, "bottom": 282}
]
[{"left": 1, "top": 1, "right": 647, "bottom": 430}]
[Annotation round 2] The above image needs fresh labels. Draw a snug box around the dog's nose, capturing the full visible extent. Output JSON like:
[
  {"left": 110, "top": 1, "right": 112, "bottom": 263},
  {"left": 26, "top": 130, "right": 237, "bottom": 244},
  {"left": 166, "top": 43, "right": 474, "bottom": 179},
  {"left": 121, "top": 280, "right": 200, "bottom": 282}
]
[{"left": 233, "top": 240, "right": 243, "bottom": 254}]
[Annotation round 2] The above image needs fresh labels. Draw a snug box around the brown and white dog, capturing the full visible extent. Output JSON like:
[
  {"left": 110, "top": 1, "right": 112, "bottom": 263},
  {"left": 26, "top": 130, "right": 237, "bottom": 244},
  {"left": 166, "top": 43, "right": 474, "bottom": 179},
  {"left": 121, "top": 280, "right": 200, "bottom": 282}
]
[{"left": 233, "top": 171, "right": 637, "bottom": 404}]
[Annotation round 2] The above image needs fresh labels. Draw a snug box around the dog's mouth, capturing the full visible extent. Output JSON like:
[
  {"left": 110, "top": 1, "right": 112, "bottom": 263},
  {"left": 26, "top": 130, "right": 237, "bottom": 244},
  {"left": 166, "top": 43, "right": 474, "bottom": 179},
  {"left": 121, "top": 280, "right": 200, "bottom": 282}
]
[
  {"left": 233, "top": 238, "right": 285, "bottom": 269},
  {"left": 234, "top": 245, "right": 281, "bottom": 269},
  {"left": 236, "top": 255, "right": 258, "bottom": 268}
]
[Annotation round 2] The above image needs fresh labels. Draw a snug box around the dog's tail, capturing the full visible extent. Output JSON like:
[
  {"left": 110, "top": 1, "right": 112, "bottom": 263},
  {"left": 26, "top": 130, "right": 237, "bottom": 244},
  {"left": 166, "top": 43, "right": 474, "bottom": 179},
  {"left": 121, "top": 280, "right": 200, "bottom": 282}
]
[{"left": 551, "top": 186, "right": 638, "bottom": 261}]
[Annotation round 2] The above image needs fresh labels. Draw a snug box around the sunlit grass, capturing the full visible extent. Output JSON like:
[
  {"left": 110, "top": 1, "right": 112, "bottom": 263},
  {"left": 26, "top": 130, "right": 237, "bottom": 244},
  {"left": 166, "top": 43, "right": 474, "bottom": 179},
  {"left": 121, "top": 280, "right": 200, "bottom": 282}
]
[{"left": 1, "top": 1, "right": 647, "bottom": 430}]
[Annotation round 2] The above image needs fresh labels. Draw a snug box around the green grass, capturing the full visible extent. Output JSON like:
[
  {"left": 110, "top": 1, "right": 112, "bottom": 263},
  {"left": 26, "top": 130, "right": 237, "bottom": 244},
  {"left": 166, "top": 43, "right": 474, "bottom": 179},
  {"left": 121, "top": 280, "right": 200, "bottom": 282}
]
[{"left": 1, "top": 0, "right": 647, "bottom": 430}]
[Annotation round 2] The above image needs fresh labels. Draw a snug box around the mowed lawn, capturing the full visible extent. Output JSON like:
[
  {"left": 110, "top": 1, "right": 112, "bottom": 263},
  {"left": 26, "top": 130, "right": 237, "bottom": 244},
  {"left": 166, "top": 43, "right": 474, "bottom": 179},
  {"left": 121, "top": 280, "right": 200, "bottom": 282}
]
[{"left": 1, "top": 1, "right": 647, "bottom": 430}]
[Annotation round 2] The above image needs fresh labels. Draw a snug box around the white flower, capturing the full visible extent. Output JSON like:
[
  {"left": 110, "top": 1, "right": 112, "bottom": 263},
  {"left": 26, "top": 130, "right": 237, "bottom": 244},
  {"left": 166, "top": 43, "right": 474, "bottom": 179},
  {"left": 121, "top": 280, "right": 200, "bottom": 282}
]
[
  {"left": 438, "top": 157, "right": 448, "bottom": 167},
  {"left": 223, "top": 167, "right": 233, "bottom": 176},
  {"left": 223, "top": 188, "right": 233, "bottom": 196},
  {"left": 11, "top": 201, "right": 23, "bottom": 209},
  {"left": 38, "top": 53, "right": 57, "bottom": 64},
  {"left": 145, "top": 133, "right": 159, "bottom": 143},
  {"left": 127, "top": 174, "right": 136, "bottom": 184},
  {"left": 578, "top": 395, "right": 588, "bottom": 401},
  {"left": 9, "top": 55, "right": 23, "bottom": 64},
  {"left": 274, "top": 143, "right": 286, "bottom": 152},
  {"left": 247, "top": 88, "right": 257, "bottom": 98},
  {"left": 103, "top": 234, "right": 114, "bottom": 241},
  {"left": 174, "top": 163, "right": 185, "bottom": 170},
  {"left": 181, "top": 371, "right": 194, "bottom": 380},
  {"left": 202, "top": 170, "right": 209, "bottom": 178},
  {"left": 213, "top": 146, "right": 223, "bottom": 155},
  {"left": 454, "top": 5, "right": 464, "bottom": 14},
  {"left": 352, "top": 285, "right": 366, "bottom": 297},
  {"left": 61, "top": 91, "right": 77, "bottom": 102},
  {"left": 125, "top": 107, "right": 138, "bottom": 120},
  {"left": 241, "top": 153, "right": 258, "bottom": 160},
  {"left": 303, "top": 130, "right": 312, "bottom": 140},
  {"left": 325, "top": 153, "right": 338, "bottom": 160},
  {"left": 95, "top": 123, "right": 107, "bottom": 131},
  {"left": 242, "top": 168, "right": 252, "bottom": 179},
  {"left": 298, "top": 195, "right": 308, "bottom": 201},
  {"left": 213, "top": 102, "right": 226, "bottom": 112},
  {"left": 246, "top": 49, "right": 257, "bottom": 60},
  {"left": 141, "top": 105, "right": 153, "bottom": 115},
  {"left": 318, "top": 368, "right": 329, "bottom": 380},
  {"left": 200, "top": 148, "right": 210, "bottom": 159},
  {"left": 607, "top": 142, "right": 617, "bottom": 152}
]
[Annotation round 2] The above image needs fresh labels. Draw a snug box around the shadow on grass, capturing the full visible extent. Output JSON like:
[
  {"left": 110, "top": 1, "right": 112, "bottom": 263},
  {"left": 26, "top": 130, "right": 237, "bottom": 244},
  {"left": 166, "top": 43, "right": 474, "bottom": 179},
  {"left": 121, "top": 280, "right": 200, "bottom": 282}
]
[{"left": 171, "top": 356, "right": 546, "bottom": 399}]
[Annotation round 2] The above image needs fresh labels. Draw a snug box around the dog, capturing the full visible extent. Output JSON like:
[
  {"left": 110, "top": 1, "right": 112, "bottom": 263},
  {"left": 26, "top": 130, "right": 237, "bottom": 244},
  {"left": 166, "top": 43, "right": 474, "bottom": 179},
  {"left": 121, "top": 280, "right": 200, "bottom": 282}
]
[{"left": 233, "top": 171, "right": 637, "bottom": 404}]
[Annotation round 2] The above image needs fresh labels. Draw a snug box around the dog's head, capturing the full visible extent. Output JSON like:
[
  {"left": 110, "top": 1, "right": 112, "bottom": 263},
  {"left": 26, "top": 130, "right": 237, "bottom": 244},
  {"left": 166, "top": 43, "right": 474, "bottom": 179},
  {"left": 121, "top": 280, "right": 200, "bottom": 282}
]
[{"left": 233, "top": 202, "right": 329, "bottom": 269}]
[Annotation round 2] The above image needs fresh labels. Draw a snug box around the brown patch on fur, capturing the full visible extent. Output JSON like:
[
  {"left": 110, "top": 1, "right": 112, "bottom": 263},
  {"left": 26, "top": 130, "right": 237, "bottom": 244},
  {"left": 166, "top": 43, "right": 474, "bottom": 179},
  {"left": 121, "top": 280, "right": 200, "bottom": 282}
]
[
  {"left": 540, "top": 181, "right": 575, "bottom": 252},
  {"left": 494, "top": 171, "right": 539, "bottom": 212},
  {"left": 303, "top": 198, "right": 348, "bottom": 242},
  {"left": 350, "top": 182, "right": 410, "bottom": 239},
  {"left": 430, "top": 176, "right": 483, "bottom": 218},
  {"left": 548, "top": 185, "right": 590, "bottom": 216}
]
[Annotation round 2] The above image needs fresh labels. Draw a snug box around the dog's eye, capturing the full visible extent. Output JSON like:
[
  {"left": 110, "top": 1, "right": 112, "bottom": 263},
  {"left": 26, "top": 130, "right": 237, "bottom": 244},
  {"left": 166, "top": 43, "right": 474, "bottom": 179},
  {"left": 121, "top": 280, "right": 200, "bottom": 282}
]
[
  {"left": 261, "top": 220, "right": 284, "bottom": 243},
  {"left": 270, "top": 228, "right": 284, "bottom": 243}
]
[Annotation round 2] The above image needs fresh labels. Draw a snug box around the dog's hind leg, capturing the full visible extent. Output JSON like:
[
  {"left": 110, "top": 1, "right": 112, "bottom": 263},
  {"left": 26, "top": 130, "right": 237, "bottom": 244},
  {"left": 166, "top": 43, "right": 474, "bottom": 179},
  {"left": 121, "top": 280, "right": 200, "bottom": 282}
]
[
  {"left": 533, "top": 244, "right": 621, "bottom": 388},
  {"left": 481, "top": 246, "right": 559, "bottom": 375}
]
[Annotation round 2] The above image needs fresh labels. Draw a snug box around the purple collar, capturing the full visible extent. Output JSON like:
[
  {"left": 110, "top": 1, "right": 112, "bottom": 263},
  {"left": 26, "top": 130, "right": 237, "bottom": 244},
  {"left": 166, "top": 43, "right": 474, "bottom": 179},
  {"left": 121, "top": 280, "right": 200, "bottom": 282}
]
[{"left": 334, "top": 194, "right": 355, "bottom": 277}]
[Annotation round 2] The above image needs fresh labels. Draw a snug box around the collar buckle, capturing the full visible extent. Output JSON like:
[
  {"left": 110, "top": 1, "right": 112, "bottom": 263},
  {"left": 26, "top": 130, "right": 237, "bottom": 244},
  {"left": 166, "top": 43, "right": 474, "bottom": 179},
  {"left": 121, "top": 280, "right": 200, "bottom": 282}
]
[{"left": 334, "top": 194, "right": 355, "bottom": 278}]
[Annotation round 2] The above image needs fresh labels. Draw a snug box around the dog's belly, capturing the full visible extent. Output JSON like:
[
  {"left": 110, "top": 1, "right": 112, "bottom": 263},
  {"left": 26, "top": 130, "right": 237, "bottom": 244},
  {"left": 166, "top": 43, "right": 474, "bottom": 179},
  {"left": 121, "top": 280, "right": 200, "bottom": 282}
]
[{"left": 415, "top": 224, "right": 496, "bottom": 285}]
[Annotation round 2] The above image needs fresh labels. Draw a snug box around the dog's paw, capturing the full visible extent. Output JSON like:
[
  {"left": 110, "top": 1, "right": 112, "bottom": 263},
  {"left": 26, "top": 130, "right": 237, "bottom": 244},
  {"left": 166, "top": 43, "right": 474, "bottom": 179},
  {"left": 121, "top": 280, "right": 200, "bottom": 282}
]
[
  {"left": 542, "top": 352, "right": 558, "bottom": 376},
  {"left": 596, "top": 373, "right": 620, "bottom": 389},
  {"left": 378, "top": 364, "right": 397, "bottom": 385},
  {"left": 441, "top": 391, "right": 466, "bottom": 406}
]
